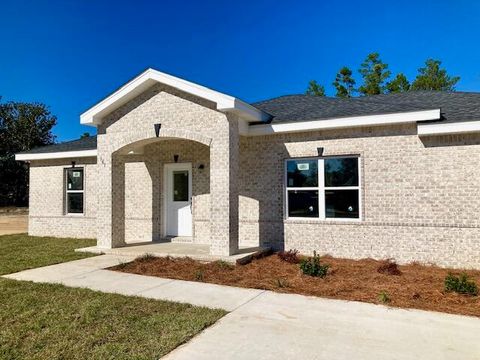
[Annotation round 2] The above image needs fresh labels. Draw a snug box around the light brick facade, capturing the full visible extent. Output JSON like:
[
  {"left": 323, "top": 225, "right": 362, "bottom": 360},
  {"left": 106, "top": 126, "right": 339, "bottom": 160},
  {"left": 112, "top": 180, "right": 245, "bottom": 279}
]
[
  {"left": 239, "top": 125, "right": 480, "bottom": 268},
  {"left": 26, "top": 86, "right": 480, "bottom": 268},
  {"left": 28, "top": 157, "right": 97, "bottom": 238}
]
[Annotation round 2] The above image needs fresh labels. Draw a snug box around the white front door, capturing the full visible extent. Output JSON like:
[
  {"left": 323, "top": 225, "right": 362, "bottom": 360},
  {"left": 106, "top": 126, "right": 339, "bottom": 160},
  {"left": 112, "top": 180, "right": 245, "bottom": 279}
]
[{"left": 165, "top": 163, "right": 192, "bottom": 237}]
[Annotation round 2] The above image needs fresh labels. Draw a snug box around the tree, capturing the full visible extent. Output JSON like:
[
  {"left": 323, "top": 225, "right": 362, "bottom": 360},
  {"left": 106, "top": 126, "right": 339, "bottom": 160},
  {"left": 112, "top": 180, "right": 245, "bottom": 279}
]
[
  {"left": 411, "top": 59, "right": 460, "bottom": 91},
  {"left": 358, "top": 52, "right": 391, "bottom": 96},
  {"left": 333, "top": 66, "right": 356, "bottom": 98},
  {"left": 386, "top": 73, "right": 410, "bottom": 93},
  {"left": 305, "top": 80, "right": 326, "bottom": 96},
  {"left": 0, "top": 99, "right": 56, "bottom": 206}
]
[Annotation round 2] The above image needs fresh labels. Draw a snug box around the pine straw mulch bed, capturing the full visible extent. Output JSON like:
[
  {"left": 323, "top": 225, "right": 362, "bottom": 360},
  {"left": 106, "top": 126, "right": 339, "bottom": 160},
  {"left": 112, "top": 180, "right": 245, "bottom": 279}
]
[{"left": 110, "top": 254, "right": 480, "bottom": 317}]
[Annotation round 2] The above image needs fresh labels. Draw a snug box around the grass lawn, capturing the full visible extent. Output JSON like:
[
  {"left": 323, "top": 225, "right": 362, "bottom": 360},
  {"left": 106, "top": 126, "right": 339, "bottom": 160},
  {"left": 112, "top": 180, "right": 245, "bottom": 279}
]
[
  {"left": 0, "top": 279, "right": 225, "bottom": 359},
  {"left": 0, "top": 233, "right": 96, "bottom": 275},
  {"left": 0, "top": 234, "right": 226, "bottom": 359}
]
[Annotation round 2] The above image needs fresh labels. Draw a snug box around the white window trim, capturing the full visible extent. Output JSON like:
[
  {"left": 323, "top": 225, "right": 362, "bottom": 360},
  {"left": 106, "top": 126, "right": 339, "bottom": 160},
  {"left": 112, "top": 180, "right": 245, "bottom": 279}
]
[
  {"left": 284, "top": 156, "right": 362, "bottom": 222},
  {"left": 64, "top": 167, "right": 85, "bottom": 216}
]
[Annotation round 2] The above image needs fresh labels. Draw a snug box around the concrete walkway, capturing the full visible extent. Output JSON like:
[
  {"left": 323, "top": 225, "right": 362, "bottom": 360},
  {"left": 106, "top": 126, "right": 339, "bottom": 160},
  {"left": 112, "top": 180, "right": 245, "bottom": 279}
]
[
  {"left": 3, "top": 255, "right": 261, "bottom": 311},
  {"left": 4, "top": 255, "right": 480, "bottom": 359}
]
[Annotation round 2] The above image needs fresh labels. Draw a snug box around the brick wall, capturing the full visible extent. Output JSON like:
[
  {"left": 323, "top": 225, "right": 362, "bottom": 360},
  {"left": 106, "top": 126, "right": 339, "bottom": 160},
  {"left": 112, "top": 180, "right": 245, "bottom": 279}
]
[
  {"left": 28, "top": 157, "right": 97, "bottom": 238},
  {"left": 239, "top": 124, "right": 480, "bottom": 268}
]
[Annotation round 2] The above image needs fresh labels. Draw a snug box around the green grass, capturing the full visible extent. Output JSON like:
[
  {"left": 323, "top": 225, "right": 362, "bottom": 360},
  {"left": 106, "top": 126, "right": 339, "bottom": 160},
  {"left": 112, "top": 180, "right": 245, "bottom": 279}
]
[
  {"left": 0, "top": 234, "right": 96, "bottom": 275},
  {"left": 0, "top": 234, "right": 226, "bottom": 359},
  {"left": 0, "top": 279, "right": 226, "bottom": 359}
]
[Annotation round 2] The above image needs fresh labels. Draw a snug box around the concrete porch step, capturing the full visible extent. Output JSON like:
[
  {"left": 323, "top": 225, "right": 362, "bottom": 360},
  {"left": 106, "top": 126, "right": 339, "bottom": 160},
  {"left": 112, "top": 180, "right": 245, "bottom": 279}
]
[{"left": 75, "top": 242, "right": 269, "bottom": 264}]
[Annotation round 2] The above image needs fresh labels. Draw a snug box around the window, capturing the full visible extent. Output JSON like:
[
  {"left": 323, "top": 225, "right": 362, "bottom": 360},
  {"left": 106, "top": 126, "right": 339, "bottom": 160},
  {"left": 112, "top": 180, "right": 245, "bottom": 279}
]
[
  {"left": 285, "top": 157, "right": 360, "bottom": 220},
  {"left": 173, "top": 170, "right": 189, "bottom": 202},
  {"left": 65, "top": 168, "right": 84, "bottom": 214}
]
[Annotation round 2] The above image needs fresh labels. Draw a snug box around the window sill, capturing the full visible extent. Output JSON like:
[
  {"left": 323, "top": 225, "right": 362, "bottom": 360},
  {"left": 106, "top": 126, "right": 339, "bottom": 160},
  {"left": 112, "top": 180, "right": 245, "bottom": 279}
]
[
  {"left": 285, "top": 217, "right": 362, "bottom": 224},
  {"left": 64, "top": 213, "right": 85, "bottom": 218}
]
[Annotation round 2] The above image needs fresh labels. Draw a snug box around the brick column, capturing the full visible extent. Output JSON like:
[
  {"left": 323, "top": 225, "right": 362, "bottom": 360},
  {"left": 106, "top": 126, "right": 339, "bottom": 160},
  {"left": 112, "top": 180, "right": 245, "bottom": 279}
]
[
  {"left": 209, "top": 114, "right": 239, "bottom": 256},
  {"left": 97, "top": 136, "right": 126, "bottom": 248}
]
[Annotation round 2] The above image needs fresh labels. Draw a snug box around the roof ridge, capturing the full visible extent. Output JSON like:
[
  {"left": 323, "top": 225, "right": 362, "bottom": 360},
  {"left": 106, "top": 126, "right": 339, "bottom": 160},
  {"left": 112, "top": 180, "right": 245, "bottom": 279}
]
[{"left": 253, "top": 90, "right": 480, "bottom": 106}]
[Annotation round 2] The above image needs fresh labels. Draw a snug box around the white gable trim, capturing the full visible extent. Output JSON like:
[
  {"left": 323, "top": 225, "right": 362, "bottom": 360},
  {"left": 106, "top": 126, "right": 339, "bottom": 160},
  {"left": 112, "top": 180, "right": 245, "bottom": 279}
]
[
  {"left": 80, "top": 68, "right": 270, "bottom": 125},
  {"left": 247, "top": 109, "right": 441, "bottom": 136},
  {"left": 15, "top": 149, "right": 97, "bottom": 161},
  {"left": 418, "top": 120, "right": 480, "bottom": 136}
]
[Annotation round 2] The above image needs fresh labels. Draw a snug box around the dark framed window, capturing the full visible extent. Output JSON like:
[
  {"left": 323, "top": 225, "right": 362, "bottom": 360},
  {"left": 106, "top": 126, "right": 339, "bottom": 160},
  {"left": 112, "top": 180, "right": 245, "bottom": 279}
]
[
  {"left": 173, "top": 170, "right": 189, "bottom": 202},
  {"left": 285, "top": 157, "right": 360, "bottom": 220},
  {"left": 288, "top": 190, "right": 319, "bottom": 217},
  {"left": 65, "top": 168, "right": 84, "bottom": 214}
]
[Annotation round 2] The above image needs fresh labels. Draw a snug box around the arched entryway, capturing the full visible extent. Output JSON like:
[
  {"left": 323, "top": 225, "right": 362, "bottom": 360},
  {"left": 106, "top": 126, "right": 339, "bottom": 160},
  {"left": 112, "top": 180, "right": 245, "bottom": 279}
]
[
  {"left": 111, "top": 137, "right": 211, "bottom": 246},
  {"left": 96, "top": 123, "right": 240, "bottom": 256}
]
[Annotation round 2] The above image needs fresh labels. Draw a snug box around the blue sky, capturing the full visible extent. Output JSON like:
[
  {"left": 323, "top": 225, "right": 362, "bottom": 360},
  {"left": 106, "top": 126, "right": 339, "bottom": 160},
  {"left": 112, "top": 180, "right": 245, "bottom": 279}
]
[{"left": 1, "top": 0, "right": 480, "bottom": 141}]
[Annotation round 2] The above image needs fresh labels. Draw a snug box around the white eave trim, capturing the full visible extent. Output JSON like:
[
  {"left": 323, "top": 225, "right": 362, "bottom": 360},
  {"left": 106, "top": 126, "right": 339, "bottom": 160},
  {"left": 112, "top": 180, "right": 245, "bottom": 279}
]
[
  {"left": 247, "top": 109, "right": 441, "bottom": 136},
  {"left": 80, "top": 68, "right": 269, "bottom": 125},
  {"left": 418, "top": 120, "right": 480, "bottom": 136},
  {"left": 15, "top": 149, "right": 97, "bottom": 161}
]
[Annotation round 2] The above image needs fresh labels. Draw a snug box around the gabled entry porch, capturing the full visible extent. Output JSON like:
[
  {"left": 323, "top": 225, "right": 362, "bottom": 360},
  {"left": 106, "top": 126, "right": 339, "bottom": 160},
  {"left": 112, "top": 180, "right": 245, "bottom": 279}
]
[
  {"left": 93, "top": 83, "right": 245, "bottom": 256},
  {"left": 79, "top": 69, "right": 269, "bottom": 257}
]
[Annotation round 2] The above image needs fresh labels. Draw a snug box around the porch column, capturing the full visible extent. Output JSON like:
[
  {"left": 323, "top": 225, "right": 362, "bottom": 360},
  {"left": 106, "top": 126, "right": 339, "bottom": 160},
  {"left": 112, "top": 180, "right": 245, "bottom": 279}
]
[
  {"left": 209, "top": 114, "right": 239, "bottom": 256},
  {"left": 97, "top": 136, "right": 126, "bottom": 248}
]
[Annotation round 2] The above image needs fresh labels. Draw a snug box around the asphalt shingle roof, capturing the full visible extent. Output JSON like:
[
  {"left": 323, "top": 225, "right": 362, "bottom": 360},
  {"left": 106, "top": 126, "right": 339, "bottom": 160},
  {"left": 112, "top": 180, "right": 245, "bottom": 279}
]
[
  {"left": 19, "top": 90, "right": 480, "bottom": 155},
  {"left": 18, "top": 135, "right": 97, "bottom": 154},
  {"left": 253, "top": 91, "right": 480, "bottom": 124}
]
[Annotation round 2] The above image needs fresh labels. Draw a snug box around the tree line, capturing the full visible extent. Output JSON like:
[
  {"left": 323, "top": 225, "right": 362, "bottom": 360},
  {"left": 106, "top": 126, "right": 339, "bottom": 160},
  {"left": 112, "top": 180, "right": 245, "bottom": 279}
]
[
  {"left": 0, "top": 99, "right": 56, "bottom": 206},
  {"left": 306, "top": 53, "right": 460, "bottom": 97}
]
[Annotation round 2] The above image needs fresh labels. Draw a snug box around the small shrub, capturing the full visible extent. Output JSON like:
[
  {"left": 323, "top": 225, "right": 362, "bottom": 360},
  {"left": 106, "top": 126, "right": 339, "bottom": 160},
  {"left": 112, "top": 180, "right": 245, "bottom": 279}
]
[
  {"left": 115, "top": 260, "right": 128, "bottom": 270},
  {"left": 299, "top": 251, "right": 329, "bottom": 278},
  {"left": 275, "top": 278, "right": 290, "bottom": 288},
  {"left": 278, "top": 249, "right": 300, "bottom": 264},
  {"left": 194, "top": 269, "right": 204, "bottom": 282},
  {"left": 378, "top": 291, "right": 391, "bottom": 303},
  {"left": 444, "top": 273, "right": 478, "bottom": 296},
  {"left": 215, "top": 260, "right": 234, "bottom": 270},
  {"left": 377, "top": 259, "right": 402, "bottom": 276},
  {"left": 136, "top": 253, "right": 156, "bottom": 262}
]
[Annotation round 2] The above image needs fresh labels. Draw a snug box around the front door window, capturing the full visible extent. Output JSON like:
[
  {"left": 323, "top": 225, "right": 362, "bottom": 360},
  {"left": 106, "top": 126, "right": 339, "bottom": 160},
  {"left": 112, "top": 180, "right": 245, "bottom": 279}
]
[{"left": 173, "top": 171, "right": 189, "bottom": 202}]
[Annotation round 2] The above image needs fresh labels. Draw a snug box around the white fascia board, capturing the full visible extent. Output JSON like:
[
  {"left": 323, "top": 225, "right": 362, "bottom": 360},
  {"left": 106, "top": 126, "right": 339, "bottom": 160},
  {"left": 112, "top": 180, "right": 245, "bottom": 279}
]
[
  {"left": 80, "top": 68, "right": 268, "bottom": 125},
  {"left": 15, "top": 149, "right": 97, "bottom": 161},
  {"left": 230, "top": 98, "right": 272, "bottom": 122},
  {"left": 418, "top": 120, "right": 480, "bottom": 136},
  {"left": 247, "top": 109, "right": 441, "bottom": 136}
]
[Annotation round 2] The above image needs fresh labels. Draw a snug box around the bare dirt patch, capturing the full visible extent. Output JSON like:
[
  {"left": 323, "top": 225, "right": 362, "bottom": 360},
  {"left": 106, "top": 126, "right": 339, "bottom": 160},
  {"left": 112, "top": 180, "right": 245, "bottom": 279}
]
[
  {"left": 111, "top": 254, "right": 480, "bottom": 317},
  {"left": 0, "top": 212, "right": 28, "bottom": 235}
]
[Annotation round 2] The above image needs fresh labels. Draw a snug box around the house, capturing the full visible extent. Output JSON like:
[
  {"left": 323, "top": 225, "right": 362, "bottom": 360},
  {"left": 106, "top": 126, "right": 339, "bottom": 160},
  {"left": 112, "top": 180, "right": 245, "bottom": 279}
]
[{"left": 16, "top": 68, "right": 480, "bottom": 268}]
